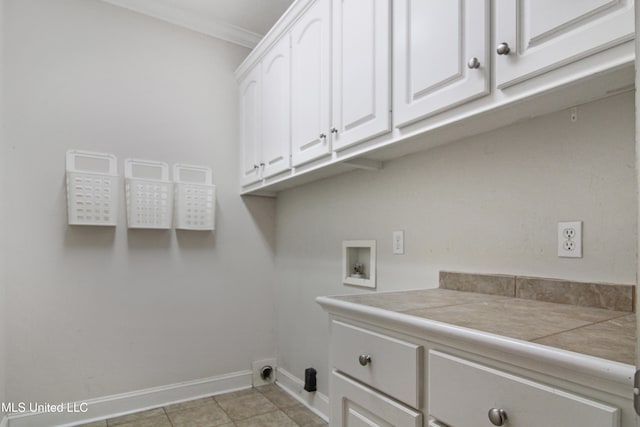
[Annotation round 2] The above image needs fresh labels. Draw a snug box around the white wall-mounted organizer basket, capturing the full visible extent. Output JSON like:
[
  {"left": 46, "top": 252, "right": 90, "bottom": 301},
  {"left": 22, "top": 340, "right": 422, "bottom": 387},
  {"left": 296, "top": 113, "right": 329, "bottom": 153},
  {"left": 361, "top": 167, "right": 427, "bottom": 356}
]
[
  {"left": 124, "top": 159, "right": 173, "bottom": 229},
  {"left": 66, "top": 150, "right": 118, "bottom": 226},
  {"left": 173, "top": 164, "right": 216, "bottom": 230}
]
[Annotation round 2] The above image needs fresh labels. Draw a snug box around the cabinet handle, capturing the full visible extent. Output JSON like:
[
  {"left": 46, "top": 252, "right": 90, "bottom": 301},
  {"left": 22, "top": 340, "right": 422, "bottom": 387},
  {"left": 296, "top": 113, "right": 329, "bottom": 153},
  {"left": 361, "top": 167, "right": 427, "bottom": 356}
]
[
  {"left": 331, "top": 127, "right": 338, "bottom": 134},
  {"left": 358, "top": 354, "right": 372, "bottom": 366},
  {"left": 496, "top": 42, "right": 511, "bottom": 55},
  {"left": 467, "top": 57, "right": 480, "bottom": 69},
  {"left": 319, "top": 133, "right": 327, "bottom": 140},
  {"left": 488, "top": 408, "right": 507, "bottom": 426},
  {"left": 253, "top": 164, "right": 259, "bottom": 170},
  {"left": 260, "top": 162, "right": 265, "bottom": 167}
]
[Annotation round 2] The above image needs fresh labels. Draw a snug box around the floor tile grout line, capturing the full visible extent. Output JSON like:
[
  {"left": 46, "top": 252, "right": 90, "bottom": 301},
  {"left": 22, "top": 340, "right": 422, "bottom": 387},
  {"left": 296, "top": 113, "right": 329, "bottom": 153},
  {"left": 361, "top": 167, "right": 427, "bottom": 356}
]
[
  {"left": 162, "top": 406, "right": 174, "bottom": 427},
  {"left": 88, "top": 386, "right": 325, "bottom": 427},
  {"left": 281, "top": 408, "right": 303, "bottom": 427}
]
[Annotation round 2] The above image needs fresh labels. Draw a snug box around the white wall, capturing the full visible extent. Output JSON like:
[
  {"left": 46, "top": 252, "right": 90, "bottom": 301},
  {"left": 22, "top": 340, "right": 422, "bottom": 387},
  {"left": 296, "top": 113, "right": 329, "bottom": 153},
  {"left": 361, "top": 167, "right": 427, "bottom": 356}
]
[
  {"left": 274, "top": 92, "right": 637, "bottom": 395},
  {"left": 3, "top": 0, "right": 276, "bottom": 404}
]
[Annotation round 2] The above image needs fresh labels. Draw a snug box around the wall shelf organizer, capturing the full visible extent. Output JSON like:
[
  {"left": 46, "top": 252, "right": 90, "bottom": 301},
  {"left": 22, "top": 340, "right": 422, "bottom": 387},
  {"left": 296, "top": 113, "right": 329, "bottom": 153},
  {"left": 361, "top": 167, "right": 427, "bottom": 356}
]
[
  {"left": 124, "top": 158, "right": 173, "bottom": 229},
  {"left": 173, "top": 164, "right": 216, "bottom": 230},
  {"left": 66, "top": 149, "right": 118, "bottom": 226}
]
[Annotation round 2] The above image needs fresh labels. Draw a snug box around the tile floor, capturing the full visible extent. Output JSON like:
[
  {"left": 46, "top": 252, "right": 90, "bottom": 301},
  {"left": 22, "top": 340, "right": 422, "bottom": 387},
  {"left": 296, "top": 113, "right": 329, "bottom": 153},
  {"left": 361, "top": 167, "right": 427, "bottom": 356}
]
[{"left": 76, "top": 385, "right": 328, "bottom": 427}]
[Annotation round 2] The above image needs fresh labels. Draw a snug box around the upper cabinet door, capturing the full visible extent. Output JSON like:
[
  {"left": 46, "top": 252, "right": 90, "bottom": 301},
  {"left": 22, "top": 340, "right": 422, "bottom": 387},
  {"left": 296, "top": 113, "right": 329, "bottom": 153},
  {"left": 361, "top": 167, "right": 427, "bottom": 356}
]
[
  {"left": 290, "top": 0, "right": 332, "bottom": 167},
  {"left": 393, "top": 0, "right": 490, "bottom": 128},
  {"left": 261, "top": 35, "right": 292, "bottom": 179},
  {"left": 331, "top": 0, "right": 391, "bottom": 151},
  {"left": 495, "top": 0, "right": 634, "bottom": 89},
  {"left": 239, "top": 64, "right": 262, "bottom": 186}
]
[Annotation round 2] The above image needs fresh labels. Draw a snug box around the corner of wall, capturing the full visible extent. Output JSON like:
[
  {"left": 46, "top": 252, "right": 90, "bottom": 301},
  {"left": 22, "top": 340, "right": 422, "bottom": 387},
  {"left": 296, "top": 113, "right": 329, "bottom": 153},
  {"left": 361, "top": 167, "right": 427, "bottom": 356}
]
[
  {"left": 275, "top": 368, "right": 329, "bottom": 422},
  {"left": 0, "top": 0, "right": 8, "bottom": 413}
]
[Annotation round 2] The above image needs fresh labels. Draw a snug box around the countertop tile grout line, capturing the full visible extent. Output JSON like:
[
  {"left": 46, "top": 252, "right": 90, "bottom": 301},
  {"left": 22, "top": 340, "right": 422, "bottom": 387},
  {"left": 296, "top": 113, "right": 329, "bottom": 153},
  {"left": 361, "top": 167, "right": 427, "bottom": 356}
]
[
  {"left": 530, "top": 313, "right": 631, "bottom": 342},
  {"left": 398, "top": 298, "right": 508, "bottom": 313}
]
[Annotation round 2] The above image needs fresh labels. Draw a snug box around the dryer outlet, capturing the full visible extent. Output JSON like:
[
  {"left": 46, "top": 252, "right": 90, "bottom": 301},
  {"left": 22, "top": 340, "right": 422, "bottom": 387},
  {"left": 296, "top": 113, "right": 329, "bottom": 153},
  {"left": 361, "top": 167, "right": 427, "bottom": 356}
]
[{"left": 252, "top": 358, "right": 277, "bottom": 386}]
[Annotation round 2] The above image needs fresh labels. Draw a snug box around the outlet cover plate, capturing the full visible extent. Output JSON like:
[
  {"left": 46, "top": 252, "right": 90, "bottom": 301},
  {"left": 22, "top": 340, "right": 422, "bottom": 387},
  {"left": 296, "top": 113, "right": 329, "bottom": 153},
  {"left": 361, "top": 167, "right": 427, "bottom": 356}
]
[
  {"left": 393, "top": 230, "right": 404, "bottom": 255},
  {"left": 558, "top": 221, "right": 582, "bottom": 258}
]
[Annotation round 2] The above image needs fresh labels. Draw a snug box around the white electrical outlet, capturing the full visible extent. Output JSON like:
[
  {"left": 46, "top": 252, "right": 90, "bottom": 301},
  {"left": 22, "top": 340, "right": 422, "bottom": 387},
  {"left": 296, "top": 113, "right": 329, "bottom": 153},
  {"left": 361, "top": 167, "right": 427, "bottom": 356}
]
[
  {"left": 558, "top": 221, "right": 582, "bottom": 258},
  {"left": 393, "top": 230, "right": 404, "bottom": 255}
]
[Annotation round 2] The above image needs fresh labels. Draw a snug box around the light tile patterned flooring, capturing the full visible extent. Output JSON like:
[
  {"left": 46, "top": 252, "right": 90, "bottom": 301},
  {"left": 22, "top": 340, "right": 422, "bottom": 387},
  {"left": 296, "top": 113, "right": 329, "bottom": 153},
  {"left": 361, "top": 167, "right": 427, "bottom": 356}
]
[{"left": 77, "top": 385, "right": 328, "bottom": 427}]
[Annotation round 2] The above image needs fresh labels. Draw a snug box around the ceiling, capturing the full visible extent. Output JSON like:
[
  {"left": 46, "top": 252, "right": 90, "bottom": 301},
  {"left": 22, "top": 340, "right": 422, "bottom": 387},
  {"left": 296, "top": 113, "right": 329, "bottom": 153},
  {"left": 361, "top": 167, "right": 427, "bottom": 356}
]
[{"left": 101, "top": 0, "right": 295, "bottom": 48}]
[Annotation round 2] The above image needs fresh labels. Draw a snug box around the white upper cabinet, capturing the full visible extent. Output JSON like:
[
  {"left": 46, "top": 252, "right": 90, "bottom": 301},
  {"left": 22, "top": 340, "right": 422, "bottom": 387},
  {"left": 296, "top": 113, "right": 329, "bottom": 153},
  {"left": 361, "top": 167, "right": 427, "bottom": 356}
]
[
  {"left": 393, "top": 0, "right": 490, "bottom": 128},
  {"left": 239, "top": 64, "right": 261, "bottom": 186},
  {"left": 494, "top": 0, "right": 635, "bottom": 88},
  {"left": 261, "top": 36, "right": 292, "bottom": 179},
  {"left": 236, "top": 0, "right": 634, "bottom": 193},
  {"left": 291, "top": 0, "right": 332, "bottom": 167},
  {"left": 331, "top": 0, "right": 391, "bottom": 151}
]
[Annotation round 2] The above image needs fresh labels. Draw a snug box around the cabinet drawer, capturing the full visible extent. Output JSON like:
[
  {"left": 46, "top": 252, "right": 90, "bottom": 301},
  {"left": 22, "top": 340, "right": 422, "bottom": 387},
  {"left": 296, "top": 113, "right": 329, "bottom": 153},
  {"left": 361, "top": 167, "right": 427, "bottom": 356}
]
[
  {"left": 429, "top": 350, "right": 619, "bottom": 427},
  {"left": 331, "top": 320, "right": 423, "bottom": 408},
  {"left": 331, "top": 370, "right": 422, "bottom": 427}
]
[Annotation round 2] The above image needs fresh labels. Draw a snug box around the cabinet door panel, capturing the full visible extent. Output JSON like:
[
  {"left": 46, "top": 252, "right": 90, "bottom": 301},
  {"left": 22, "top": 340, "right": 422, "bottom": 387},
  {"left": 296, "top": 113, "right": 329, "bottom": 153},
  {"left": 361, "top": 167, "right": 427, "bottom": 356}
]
[
  {"left": 332, "top": 0, "right": 390, "bottom": 151},
  {"left": 261, "top": 36, "right": 291, "bottom": 179},
  {"left": 331, "top": 371, "right": 422, "bottom": 427},
  {"left": 393, "top": 0, "right": 489, "bottom": 127},
  {"left": 332, "top": 320, "right": 422, "bottom": 408},
  {"left": 429, "top": 351, "right": 619, "bottom": 427},
  {"left": 239, "top": 65, "right": 261, "bottom": 186},
  {"left": 495, "top": 0, "right": 634, "bottom": 88},
  {"left": 291, "top": 0, "right": 331, "bottom": 166}
]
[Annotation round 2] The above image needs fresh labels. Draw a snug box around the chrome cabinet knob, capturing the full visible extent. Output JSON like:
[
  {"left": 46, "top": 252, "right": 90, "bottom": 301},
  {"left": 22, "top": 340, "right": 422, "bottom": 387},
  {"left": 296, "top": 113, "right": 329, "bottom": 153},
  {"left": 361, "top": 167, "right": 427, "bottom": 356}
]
[
  {"left": 358, "top": 354, "right": 372, "bottom": 366},
  {"left": 331, "top": 127, "right": 338, "bottom": 134},
  {"left": 319, "top": 133, "right": 327, "bottom": 140},
  {"left": 496, "top": 42, "right": 511, "bottom": 55},
  {"left": 467, "top": 57, "right": 480, "bottom": 69},
  {"left": 488, "top": 408, "right": 507, "bottom": 426}
]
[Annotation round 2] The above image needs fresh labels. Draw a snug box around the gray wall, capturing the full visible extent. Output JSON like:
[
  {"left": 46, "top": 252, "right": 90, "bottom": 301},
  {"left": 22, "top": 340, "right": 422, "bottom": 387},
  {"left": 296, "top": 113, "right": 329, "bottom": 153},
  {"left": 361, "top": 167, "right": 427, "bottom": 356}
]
[
  {"left": 275, "top": 92, "right": 637, "bottom": 395},
  {"left": 0, "top": 0, "right": 6, "bottom": 413},
  {"left": 3, "top": 0, "right": 276, "bottom": 403}
]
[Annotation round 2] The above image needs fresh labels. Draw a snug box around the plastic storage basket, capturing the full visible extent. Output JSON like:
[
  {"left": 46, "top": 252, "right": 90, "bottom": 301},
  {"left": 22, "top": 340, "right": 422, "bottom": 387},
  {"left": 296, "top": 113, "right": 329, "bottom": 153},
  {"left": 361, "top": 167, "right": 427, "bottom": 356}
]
[
  {"left": 173, "top": 164, "right": 216, "bottom": 230},
  {"left": 124, "top": 159, "right": 173, "bottom": 229},
  {"left": 66, "top": 150, "right": 118, "bottom": 226}
]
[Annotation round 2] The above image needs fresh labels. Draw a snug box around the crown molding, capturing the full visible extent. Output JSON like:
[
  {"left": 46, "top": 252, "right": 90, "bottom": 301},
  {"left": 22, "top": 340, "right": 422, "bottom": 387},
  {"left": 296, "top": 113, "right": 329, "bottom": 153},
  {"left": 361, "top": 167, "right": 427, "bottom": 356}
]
[
  {"left": 234, "top": 0, "right": 315, "bottom": 81},
  {"left": 100, "top": 0, "right": 263, "bottom": 48}
]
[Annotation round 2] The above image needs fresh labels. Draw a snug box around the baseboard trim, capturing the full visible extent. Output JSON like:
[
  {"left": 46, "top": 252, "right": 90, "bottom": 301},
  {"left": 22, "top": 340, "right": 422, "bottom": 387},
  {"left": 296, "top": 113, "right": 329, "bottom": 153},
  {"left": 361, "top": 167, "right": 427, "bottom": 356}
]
[
  {"left": 7, "top": 370, "right": 252, "bottom": 427},
  {"left": 276, "top": 368, "right": 329, "bottom": 422}
]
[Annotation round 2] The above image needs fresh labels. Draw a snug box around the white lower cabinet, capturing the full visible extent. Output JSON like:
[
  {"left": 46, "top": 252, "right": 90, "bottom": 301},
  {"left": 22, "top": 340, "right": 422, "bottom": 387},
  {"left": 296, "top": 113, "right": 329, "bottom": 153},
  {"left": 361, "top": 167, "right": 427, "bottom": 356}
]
[
  {"left": 331, "top": 371, "right": 423, "bottom": 427},
  {"left": 330, "top": 320, "right": 424, "bottom": 426},
  {"left": 331, "top": 320, "right": 422, "bottom": 408},
  {"left": 327, "top": 318, "right": 629, "bottom": 427},
  {"left": 429, "top": 351, "right": 620, "bottom": 427}
]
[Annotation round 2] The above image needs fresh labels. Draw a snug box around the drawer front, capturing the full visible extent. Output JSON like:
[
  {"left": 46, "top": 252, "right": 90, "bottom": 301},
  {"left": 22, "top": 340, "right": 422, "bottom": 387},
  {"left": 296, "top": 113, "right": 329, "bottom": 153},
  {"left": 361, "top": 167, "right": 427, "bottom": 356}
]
[
  {"left": 331, "top": 370, "right": 423, "bottom": 427},
  {"left": 332, "top": 320, "right": 422, "bottom": 408},
  {"left": 429, "top": 350, "right": 619, "bottom": 427}
]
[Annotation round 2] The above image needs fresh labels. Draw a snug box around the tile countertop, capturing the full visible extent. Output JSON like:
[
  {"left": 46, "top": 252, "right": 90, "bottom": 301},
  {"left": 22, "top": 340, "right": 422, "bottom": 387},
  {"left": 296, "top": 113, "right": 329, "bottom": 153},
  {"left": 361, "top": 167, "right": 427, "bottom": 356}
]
[{"left": 332, "top": 288, "right": 636, "bottom": 366}]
